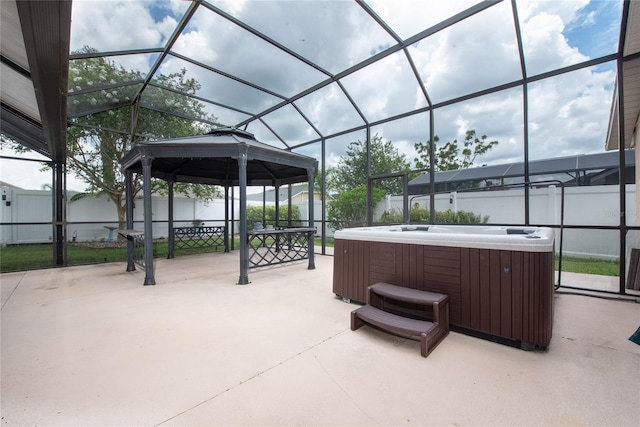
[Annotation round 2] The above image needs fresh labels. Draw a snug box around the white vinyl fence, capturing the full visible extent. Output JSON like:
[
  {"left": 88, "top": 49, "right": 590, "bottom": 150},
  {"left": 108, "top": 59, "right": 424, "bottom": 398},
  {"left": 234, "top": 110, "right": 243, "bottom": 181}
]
[
  {"left": 1, "top": 185, "right": 636, "bottom": 260},
  {"left": 373, "top": 185, "right": 637, "bottom": 261},
  {"left": 0, "top": 188, "right": 259, "bottom": 245}
]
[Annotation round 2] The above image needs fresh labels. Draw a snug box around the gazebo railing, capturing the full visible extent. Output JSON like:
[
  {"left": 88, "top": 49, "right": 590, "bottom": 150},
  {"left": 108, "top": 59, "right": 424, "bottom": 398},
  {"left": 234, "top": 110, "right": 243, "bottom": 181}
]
[
  {"left": 118, "top": 229, "right": 146, "bottom": 270},
  {"left": 173, "top": 225, "right": 227, "bottom": 253},
  {"left": 248, "top": 227, "right": 316, "bottom": 269}
]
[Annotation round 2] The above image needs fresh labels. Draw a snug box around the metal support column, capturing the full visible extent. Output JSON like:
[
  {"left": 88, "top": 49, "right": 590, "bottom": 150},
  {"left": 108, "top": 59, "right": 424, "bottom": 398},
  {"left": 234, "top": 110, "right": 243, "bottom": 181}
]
[
  {"left": 403, "top": 172, "right": 409, "bottom": 224},
  {"left": 125, "top": 171, "right": 135, "bottom": 271},
  {"left": 366, "top": 126, "right": 373, "bottom": 225},
  {"left": 320, "top": 137, "right": 326, "bottom": 254},
  {"left": 307, "top": 167, "right": 316, "bottom": 270},
  {"left": 52, "top": 160, "right": 67, "bottom": 267},
  {"left": 167, "top": 180, "right": 174, "bottom": 259},
  {"left": 237, "top": 148, "right": 250, "bottom": 285},
  {"left": 142, "top": 156, "right": 155, "bottom": 286},
  {"left": 429, "top": 110, "right": 435, "bottom": 223},
  {"left": 275, "top": 183, "right": 280, "bottom": 229},
  {"left": 288, "top": 184, "right": 293, "bottom": 226},
  {"left": 231, "top": 186, "right": 235, "bottom": 251},
  {"left": 224, "top": 185, "right": 230, "bottom": 252},
  {"left": 617, "top": 53, "right": 628, "bottom": 293}
]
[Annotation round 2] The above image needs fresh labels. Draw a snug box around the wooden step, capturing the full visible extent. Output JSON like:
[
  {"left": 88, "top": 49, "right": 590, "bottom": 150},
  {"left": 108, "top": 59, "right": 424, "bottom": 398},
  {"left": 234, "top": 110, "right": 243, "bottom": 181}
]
[
  {"left": 368, "top": 282, "right": 447, "bottom": 305},
  {"left": 352, "top": 304, "right": 436, "bottom": 339},
  {"left": 351, "top": 282, "right": 450, "bottom": 357},
  {"left": 351, "top": 305, "right": 447, "bottom": 357}
]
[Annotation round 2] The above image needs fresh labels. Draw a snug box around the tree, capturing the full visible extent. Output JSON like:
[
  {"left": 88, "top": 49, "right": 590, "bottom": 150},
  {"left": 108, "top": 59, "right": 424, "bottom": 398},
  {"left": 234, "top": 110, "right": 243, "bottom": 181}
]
[
  {"left": 65, "top": 46, "right": 222, "bottom": 227},
  {"left": 313, "top": 169, "right": 330, "bottom": 197},
  {"left": 327, "top": 185, "right": 386, "bottom": 231},
  {"left": 327, "top": 133, "right": 411, "bottom": 195},
  {"left": 326, "top": 134, "right": 410, "bottom": 230},
  {"left": 414, "top": 130, "right": 498, "bottom": 172}
]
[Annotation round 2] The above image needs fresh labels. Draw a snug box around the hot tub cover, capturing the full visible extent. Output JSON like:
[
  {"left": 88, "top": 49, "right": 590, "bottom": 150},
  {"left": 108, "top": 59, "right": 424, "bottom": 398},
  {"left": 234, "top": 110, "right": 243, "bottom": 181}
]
[{"left": 334, "top": 225, "right": 555, "bottom": 252}]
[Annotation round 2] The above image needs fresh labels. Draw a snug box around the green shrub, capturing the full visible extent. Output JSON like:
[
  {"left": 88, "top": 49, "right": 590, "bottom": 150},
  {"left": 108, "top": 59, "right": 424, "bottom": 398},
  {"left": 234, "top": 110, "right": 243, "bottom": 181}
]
[
  {"left": 246, "top": 205, "right": 301, "bottom": 230},
  {"left": 327, "top": 185, "right": 386, "bottom": 231},
  {"left": 379, "top": 204, "right": 489, "bottom": 224},
  {"left": 379, "top": 207, "right": 403, "bottom": 223},
  {"left": 436, "top": 209, "right": 489, "bottom": 224}
]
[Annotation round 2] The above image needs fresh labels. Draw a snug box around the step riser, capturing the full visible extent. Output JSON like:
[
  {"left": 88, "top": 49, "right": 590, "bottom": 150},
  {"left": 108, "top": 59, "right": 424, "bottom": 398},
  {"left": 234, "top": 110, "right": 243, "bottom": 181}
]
[{"left": 351, "top": 282, "right": 450, "bottom": 357}]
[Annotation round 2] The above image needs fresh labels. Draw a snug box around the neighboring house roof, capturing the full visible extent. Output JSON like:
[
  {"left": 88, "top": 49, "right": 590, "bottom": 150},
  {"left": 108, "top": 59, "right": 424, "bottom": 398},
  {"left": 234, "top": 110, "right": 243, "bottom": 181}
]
[
  {"left": 0, "top": 181, "right": 24, "bottom": 189},
  {"left": 409, "top": 150, "right": 635, "bottom": 193}
]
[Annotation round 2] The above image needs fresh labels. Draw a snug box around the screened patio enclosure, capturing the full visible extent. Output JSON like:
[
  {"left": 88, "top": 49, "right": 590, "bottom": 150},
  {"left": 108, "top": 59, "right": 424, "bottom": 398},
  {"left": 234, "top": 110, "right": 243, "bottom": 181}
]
[
  {"left": 1, "top": 0, "right": 640, "bottom": 295},
  {"left": 120, "top": 127, "right": 318, "bottom": 285}
]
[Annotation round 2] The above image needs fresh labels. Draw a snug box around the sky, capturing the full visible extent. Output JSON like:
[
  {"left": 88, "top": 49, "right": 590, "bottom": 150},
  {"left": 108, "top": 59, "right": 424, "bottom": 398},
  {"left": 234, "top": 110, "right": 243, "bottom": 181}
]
[{"left": 0, "top": 0, "right": 624, "bottom": 192}]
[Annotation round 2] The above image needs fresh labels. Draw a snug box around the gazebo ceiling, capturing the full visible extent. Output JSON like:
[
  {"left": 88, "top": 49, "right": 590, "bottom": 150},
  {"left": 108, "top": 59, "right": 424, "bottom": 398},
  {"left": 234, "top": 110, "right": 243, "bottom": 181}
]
[{"left": 120, "top": 127, "right": 318, "bottom": 187}]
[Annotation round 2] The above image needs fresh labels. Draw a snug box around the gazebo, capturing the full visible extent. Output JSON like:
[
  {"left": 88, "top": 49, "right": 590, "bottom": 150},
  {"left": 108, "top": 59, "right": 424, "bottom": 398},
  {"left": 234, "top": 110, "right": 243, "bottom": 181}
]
[{"left": 120, "top": 127, "right": 318, "bottom": 285}]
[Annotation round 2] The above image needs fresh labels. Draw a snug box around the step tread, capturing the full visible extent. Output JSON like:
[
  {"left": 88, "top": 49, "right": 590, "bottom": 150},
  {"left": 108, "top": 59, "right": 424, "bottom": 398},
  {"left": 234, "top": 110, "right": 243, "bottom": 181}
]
[
  {"left": 370, "top": 282, "right": 448, "bottom": 305},
  {"left": 353, "top": 304, "right": 436, "bottom": 338}
]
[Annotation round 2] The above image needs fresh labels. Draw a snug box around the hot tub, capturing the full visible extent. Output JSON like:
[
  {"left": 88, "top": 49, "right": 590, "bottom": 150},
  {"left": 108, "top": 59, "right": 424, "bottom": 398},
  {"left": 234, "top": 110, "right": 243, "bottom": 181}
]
[{"left": 333, "top": 225, "right": 555, "bottom": 350}]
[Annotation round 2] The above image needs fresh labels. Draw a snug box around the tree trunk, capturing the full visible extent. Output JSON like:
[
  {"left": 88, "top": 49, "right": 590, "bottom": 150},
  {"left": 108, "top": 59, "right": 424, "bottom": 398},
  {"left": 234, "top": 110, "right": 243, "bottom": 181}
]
[{"left": 116, "top": 194, "right": 126, "bottom": 242}]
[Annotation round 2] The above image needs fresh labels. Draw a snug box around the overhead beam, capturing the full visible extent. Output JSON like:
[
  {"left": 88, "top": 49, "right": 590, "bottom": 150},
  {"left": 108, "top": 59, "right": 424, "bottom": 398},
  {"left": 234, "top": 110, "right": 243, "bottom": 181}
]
[
  {"left": 0, "top": 102, "right": 48, "bottom": 157},
  {"left": 15, "top": 0, "right": 72, "bottom": 162}
]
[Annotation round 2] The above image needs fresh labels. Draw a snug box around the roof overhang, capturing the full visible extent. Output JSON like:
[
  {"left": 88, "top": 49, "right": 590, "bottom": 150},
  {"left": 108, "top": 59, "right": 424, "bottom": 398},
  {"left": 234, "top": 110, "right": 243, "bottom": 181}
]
[
  {"left": 0, "top": 0, "right": 71, "bottom": 162},
  {"left": 606, "top": 0, "right": 640, "bottom": 151}
]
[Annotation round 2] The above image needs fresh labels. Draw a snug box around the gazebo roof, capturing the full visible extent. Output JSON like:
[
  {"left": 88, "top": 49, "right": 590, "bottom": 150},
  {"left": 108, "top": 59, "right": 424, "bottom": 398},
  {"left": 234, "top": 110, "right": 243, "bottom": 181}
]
[{"left": 121, "top": 128, "right": 317, "bottom": 187}]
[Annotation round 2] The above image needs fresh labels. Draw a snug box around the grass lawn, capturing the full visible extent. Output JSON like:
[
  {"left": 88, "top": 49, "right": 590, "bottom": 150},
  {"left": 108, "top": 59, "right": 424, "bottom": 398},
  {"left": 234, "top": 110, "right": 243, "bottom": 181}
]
[
  {"left": 0, "top": 241, "right": 217, "bottom": 273},
  {"left": 556, "top": 256, "right": 619, "bottom": 277},
  {"left": 0, "top": 240, "right": 619, "bottom": 277}
]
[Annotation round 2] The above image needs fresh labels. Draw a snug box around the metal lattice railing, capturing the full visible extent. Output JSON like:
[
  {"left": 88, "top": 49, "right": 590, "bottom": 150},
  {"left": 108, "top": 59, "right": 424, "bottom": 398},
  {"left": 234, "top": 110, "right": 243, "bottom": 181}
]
[
  {"left": 118, "top": 229, "right": 147, "bottom": 271},
  {"left": 174, "top": 226, "right": 227, "bottom": 252},
  {"left": 118, "top": 230, "right": 146, "bottom": 269},
  {"left": 128, "top": 232, "right": 146, "bottom": 270},
  {"left": 248, "top": 227, "right": 315, "bottom": 269}
]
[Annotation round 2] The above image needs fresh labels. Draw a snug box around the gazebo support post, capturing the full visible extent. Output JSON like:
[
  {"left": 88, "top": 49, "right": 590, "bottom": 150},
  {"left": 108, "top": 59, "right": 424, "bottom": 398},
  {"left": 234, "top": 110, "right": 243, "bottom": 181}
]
[
  {"left": 167, "top": 180, "right": 174, "bottom": 259},
  {"left": 224, "top": 185, "right": 230, "bottom": 252},
  {"left": 231, "top": 186, "right": 235, "bottom": 251},
  {"left": 288, "top": 184, "right": 292, "bottom": 226},
  {"left": 237, "top": 148, "right": 250, "bottom": 284},
  {"left": 125, "top": 171, "right": 135, "bottom": 272},
  {"left": 307, "top": 167, "right": 315, "bottom": 270},
  {"left": 275, "top": 182, "right": 280, "bottom": 229},
  {"left": 142, "top": 156, "right": 156, "bottom": 286}
]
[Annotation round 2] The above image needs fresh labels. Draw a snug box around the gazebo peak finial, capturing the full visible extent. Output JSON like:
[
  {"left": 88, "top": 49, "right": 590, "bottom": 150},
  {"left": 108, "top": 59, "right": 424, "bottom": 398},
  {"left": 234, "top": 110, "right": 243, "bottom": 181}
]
[{"left": 206, "top": 126, "right": 256, "bottom": 140}]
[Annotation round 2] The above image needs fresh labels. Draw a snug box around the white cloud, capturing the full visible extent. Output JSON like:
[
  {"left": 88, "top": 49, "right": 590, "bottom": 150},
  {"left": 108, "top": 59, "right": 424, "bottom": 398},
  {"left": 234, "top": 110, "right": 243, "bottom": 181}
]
[
  {"left": 71, "top": 1, "right": 165, "bottom": 51},
  {"left": 6, "top": 0, "right": 619, "bottom": 190},
  {"left": 526, "top": 65, "right": 615, "bottom": 159},
  {"left": 412, "top": 0, "right": 522, "bottom": 103},
  {"left": 340, "top": 51, "right": 428, "bottom": 123},
  {"left": 0, "top": 148, "right": 87, "bottom": 191},
  {"left": 521, "top": 12, "right": 588, "bottom": 76},
  {"left": 582, "top": 10, "right": 597, "bottom": 26},
  {"left": 294, "top": 83, "right": 365, "bottom": 138},
  {"left": 367, "top": 0, "right": 480, "bottom": 40}
]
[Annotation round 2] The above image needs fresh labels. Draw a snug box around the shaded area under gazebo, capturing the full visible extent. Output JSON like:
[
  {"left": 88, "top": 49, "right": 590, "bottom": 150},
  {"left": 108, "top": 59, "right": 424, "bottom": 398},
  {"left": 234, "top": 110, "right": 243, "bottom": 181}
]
[{"left": 120, "top": 127, "right": 318, "bottom": 285}]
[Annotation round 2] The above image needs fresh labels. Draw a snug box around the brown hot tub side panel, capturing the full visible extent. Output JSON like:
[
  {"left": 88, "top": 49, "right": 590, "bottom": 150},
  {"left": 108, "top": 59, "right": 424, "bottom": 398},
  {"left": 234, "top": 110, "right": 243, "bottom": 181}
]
[
  {"left": 333, "top": 241, "right": 463, "bottom": 322},
  {"left": 459, "top": 248, "right": 554, "bottom": 346},
  {"left": 333, "top": 239, "right": 554, "bottom": 349}
]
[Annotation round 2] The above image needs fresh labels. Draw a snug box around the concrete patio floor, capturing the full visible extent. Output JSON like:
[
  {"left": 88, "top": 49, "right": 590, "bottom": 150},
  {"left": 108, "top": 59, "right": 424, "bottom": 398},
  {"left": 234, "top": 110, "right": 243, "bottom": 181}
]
[{"left": 1, "top": 252, "right": 639, "bottom": 426}]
